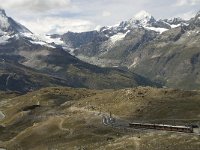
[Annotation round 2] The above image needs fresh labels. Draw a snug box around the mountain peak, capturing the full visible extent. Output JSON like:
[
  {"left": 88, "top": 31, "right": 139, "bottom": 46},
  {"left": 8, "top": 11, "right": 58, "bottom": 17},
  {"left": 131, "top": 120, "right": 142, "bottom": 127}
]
[
  {"left": 0, "top": 8, "right": 31, "bottom": 34},
  {"left": 134, "top": 10, "right": 153, "bottom": 20},
  {"left": 196, "top": 10, "right": 200, "bottom": 15},
  {"left": 195, "top": 10, "right": 200, "bottom": 18},
  {"left": 0, "top": 8, "right": 6, "bottom": 16},
  {"left": 0, "top": 9, "right": 10, "bottom": 31},
  {"left": 127, "top": 10, "right": 155, "bottom": 27}
]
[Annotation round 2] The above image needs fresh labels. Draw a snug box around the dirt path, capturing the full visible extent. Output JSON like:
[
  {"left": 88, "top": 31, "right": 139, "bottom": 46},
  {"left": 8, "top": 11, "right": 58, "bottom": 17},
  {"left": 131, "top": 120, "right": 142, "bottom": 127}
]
[
  {"left": 70, "top": 106, "right": 102, "bottom": 116},
  {"left": 58, "top": 118, "right": 70, "bottom": 131}
]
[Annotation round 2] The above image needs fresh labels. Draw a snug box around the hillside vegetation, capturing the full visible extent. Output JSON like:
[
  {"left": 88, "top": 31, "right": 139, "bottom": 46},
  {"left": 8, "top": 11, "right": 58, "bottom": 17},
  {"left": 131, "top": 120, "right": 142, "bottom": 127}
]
[{"left": 0, "top": 87, "right": 200, "bottom": 149}]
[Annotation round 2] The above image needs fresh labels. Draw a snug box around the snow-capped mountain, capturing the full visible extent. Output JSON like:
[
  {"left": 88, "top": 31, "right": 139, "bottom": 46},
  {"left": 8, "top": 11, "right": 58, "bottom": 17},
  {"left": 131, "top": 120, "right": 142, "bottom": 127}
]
[
  {"left": 98, "top": 10, "right": 187, "bottom": 37},
  {"left": 190, "top": 11, "right": 200, "bottom": 26},
  {"left": 0, "top": 9, "right": 68, "bottom": 50},
  {"left": 128, "top": 10, "right": 157, "bottom": 28},
  {"left": 133, "top": 10, "right": 154, "bottom": 21},
  {"left": 0, "top": 9, "right": 29, "bottom": 45},
  {"left": 1, "top": 8, "right": 200, "bottom": 90},
  {"left": 53, "top": 10, "right": 200, "bottom": 90},
  {"left": 0, "top": 9, "right": 30, "bottom": 34},
  {"left": 0, "top": 9, "right": 155, "bottom": 92},
  {"left": 56, "top": 10, "right": 189, "bottom": 63},
  {"left": 49, "top": 11, "right": 191, "bottom": 60}
]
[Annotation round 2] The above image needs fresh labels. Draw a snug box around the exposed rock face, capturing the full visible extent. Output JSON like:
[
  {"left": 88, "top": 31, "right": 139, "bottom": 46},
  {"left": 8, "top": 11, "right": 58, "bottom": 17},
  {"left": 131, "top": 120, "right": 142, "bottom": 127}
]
[
  {"left": 1, "top": 9, "right": 200, "bottom": 90},
  {"left": 54, "top": 11, "right": 200, "bottom": 90},
  {"left": 127, "top": 14, "right": 200, "bottom": 90},
  {"left": 0, "top": 9, "right": 158, "bottom": 93},
  {"left": 0, "top": 9, "right": 31, "bottom": 34},
  {"left": 54, "top": 11, "right": 190, "bottom": 68}
]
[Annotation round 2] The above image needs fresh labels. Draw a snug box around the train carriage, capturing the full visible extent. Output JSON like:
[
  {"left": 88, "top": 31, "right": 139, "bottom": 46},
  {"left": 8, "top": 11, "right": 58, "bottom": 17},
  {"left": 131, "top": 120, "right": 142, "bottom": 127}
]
[{"left": 129, "top": 123, "right": 193, "bottom": 133}]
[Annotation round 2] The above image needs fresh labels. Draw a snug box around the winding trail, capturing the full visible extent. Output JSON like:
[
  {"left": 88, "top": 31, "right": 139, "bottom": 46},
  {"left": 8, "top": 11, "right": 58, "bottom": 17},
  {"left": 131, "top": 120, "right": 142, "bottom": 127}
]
[{"left": 58, "top": 118, "right": 70, "bottom": 131}]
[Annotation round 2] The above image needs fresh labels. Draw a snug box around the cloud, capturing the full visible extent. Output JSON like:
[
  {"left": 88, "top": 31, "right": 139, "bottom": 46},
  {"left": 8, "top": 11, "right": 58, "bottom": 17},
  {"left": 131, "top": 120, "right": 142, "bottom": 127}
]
[
  {"left": 175, "top": 11, "right": 196, "bottom": 19},
  {"left": 1, "top": 0, "right": 200, "bottom": 34},
  {"left": 102, "top": 11, "right": 112, "bottom": 17},
  {"left": 94, "top": 25, "right": 102, "bottom": 31},
  {"left": 20, "top": 17, "right": 95, "bottom": 34},
  {"left": 0, "top": 0, "right": 72, "bottom": 12},
  {"left": 175, "top": 0, "right": 200, "bottom": 6}
]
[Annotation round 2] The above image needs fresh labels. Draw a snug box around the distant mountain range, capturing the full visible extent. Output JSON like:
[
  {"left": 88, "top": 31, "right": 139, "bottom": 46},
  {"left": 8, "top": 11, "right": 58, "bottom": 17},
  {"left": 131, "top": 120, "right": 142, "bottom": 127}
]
[
  {"left": 1, "top": 9, "right": 200, "bottom": 91},
  {"left": 0, "top": 9, "right": 158, "bottom": 93},
  {"left": 50, "top": 10, "right": 200, "bottom": 90}
]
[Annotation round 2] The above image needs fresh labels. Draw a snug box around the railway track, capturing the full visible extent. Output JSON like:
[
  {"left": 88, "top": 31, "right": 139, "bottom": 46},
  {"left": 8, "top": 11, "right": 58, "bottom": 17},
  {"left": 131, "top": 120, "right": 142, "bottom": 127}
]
[{"left": 102, "top": 116, "right": 200, "bottom": 135}]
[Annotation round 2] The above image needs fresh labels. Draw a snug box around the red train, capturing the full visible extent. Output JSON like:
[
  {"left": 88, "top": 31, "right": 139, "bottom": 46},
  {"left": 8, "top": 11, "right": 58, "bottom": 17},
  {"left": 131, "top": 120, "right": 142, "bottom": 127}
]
[{"left": 129, "top": 122, "right": 193, "bottom": 133}]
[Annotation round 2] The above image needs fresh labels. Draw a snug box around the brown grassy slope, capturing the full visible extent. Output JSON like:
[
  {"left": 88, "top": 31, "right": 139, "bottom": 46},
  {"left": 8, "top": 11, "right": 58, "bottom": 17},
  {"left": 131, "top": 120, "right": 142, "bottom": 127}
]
[{"left": 0, "top": 87, "right": 200, "bottom": 150}]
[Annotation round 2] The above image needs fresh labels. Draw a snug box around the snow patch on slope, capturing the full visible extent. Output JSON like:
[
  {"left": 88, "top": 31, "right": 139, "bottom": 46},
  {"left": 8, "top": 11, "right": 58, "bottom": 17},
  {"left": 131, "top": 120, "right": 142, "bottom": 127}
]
[
  {"left": 42, "top": 35, "right": 75, "bottom": 55},
  {"left": 22, "top": 33, "right": 75, "bottom": 53},
  {"left": 170, "top": 24, "right": 181, "bottom": 28},
  {"left": 42, "top": 35, "right": 64, "bottom": 45},
  {"left": 110, "top": 33, "right": 126, "bottom": 43},
  {"left": 63, "top": 46, "right": 75, "bottom": 55},
  {"left": 129, "top": 57, "right": 139, "bottom": 68},
  {"left": 110, "top": 31, "right": 129, "bottom": 44},
  {"left": 0, "top": 11, "right": 9, "bottom": 30},
  {"left": 129, "top": 10, "right": 154, "bottom": 27},
  {"left": 145, "top": 27, "right": 168, "bottom": 34},
  {"left": 22, "top": 33, "right": 56, "bottom": 48},
  {"left": 30, "top": 40, "right": 55, "bottom": 48},
  {"left": 151, "top": 54, "right": 161, "bottom": 58},
  {"left": 0, "top": 34, "right": 12, "bottom": 45},
  {"left": 134, "top": 10, "right": 152, "bottom": 21}
]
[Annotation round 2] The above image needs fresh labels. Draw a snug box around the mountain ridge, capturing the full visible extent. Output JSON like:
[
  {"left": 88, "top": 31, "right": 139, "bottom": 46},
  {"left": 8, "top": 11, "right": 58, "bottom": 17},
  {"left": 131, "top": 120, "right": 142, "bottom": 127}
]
[
  {"left": 51, "top": 10, "right": 200, "bottom": 90},
  {"left": 0, "top": 9, "right": 159, "bottom": 93}
]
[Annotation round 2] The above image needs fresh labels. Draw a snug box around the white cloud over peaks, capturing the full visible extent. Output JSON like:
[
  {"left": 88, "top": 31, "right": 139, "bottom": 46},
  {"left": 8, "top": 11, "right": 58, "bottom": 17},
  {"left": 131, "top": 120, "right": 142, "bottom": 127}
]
[
  {"left": 0, "top": 0, "right": 200, "bottom": 34},
  {"left": 0, "top": 0, "right": 72, "bottom": 12},
  {"left": 102, "top": 11, "right": 112, "bottom": 17},
  {"left": 175, "top": 11, "right": 196, "bottom": 19},
  {"left": 175, "top": 0, "right": 200, "bottom": 6},
  {"left": 20, "top": 17, "right": 95, "bottom": 34}
]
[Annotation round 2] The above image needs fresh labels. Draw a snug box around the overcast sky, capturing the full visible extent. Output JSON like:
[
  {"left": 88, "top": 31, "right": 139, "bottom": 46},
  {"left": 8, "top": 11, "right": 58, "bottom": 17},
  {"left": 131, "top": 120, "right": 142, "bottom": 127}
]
[{"left": 0, "top": 0, "right": 200, "bottom": 34}]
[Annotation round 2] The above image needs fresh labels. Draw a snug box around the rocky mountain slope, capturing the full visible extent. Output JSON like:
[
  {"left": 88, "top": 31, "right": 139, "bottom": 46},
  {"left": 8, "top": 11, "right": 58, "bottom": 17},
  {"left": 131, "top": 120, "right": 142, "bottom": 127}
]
[
  {"left": 127, "top": 12, "right": 200, "bottom": 89},
  {"left": 56, "top": 11, "right": 188, "bottom": 64},
  {"left": 0, "top": 60, "right": 71, "bottom": 93},
  {"left": 0, "top": 9, "right": 158, "bottom": 92},
  {"left": 55, "top": 10, "right": 200, "bottom": 90},
  {"left": 1, "top": 9, "right": 199, "bottom": 90}
]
